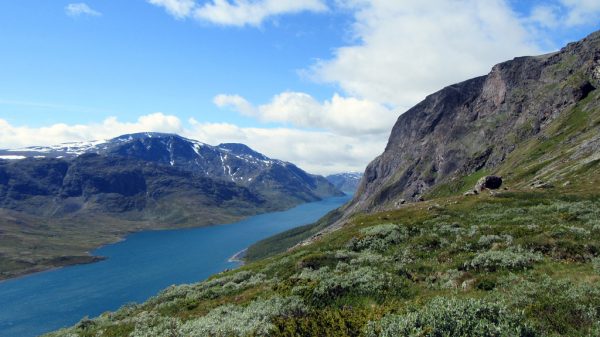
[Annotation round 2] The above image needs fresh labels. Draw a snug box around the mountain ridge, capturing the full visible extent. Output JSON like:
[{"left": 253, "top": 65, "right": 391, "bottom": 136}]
[{"left": 326, "top": 172, "right": 363, "bottom": 194}]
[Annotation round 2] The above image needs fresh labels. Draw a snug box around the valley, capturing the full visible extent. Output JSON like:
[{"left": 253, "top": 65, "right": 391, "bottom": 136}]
[
  {"left": 39, "top": 30, "right": 600, "bottom": 337},
  {"left": 0, "top": 134, "right": 342, "bottom": 280}
]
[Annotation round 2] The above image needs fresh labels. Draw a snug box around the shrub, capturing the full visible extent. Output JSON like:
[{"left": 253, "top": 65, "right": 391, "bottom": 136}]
[
  {"left": 294, "top": 265, "right": 403, "bottom": 304},
  {"left": 435, "top": 222, "right": 464, "bottom": 236},
  {"left": 426, "top": 269, "right": 465, "bottom": 290},
  {"left": 566, "top": 226, "right": 591, "bottom": 237},
  {"left": 129, "top": 311, "right": 181, "bottom": 337},
  {"left": 507, "top": 277, "right": 600, "bottom": 335},
  {"left": 478, "top": 234, "right": 512, "bottom": 248},
  {"left": 178, "top": 296, "right": 307, "bottom": 337},
  {"left": 593, "top": 257, "right": 600, "bottom": 274},
  {"left": 347, "top": 224, "right": 407, "bottom": 252},
  {"left": 148, "top": 270, "right": 269, "bottom": 306},
  {"left": 364, "top": 297, "right": 537, "bottom": 337},
  {"left": 466, "top": 249, "right": 542, "bottom": 272}
]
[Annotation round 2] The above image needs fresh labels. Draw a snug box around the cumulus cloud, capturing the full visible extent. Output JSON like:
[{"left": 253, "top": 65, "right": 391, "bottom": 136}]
[
  {"left": 214, "top": 92, "right": 396, "bottom": 135},
  {"left": 147, "top": 0, "right": 196, "bottom": 19},
  {"left": 562, "top": 0, "right": 600, "bottom": 26},
  {"left": 186, "top": 120, "right": 385, "bottom": 174},
  {"left": 147, "top": 0, "right": 327, "bottom": 26},
  {"left": 65, "top": 3, "right": 102, "bottom": 17},
  {"left": 309, "top": 0, "right": 540, "bottom": 110},
  {"left": 529, "top": 0, "right": 600, "bottom": 28},
  {"left": 0, "top": 113, "right": 183, "bottom": 149},
  {"left": 193, "top": 0, "right": 327, "bottom": 26}
]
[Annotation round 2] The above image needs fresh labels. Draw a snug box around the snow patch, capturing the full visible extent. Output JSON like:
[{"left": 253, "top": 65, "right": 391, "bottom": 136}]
[{"left": 0, "top": 155, "right": 26, "bottom": 160}]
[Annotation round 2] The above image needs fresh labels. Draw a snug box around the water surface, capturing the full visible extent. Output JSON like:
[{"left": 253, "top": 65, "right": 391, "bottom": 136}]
[{"left": 0, "top": 195, "right": 350, "bottom": 337}]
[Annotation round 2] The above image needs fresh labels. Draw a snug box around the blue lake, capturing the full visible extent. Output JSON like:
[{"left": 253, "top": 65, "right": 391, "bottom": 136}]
[{"left": 0, "top": 195, "right": 350, "bottom": 337}]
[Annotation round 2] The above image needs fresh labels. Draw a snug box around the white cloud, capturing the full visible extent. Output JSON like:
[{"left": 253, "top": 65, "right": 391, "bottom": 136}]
[
  {"left": 215, "top": 92, "right": 396, "bottom": 135},
  {"left": 147, "top": 0, "right": 196, "bottom": 19},
  {"left": 310, "top": 0, "right": 541, "bottom": 110},
  {"left": 65, "top": 3, "right": 102, "bottom": 17},
  {"left": 528, "top": 5, "right": 561, "bottom": 29},
  {"left": 186, "top": 120, "right": 384, "bottom": 174},
  {"left": 530, "top": 0, "right": 600, "bottom": 28},
  {"left": 147, "top": 0, "right": 327, "bottom": 26},
  {"left": 214, "top": 94, "right": 257, "bottom": 116},
  {"left": 193, "top": 0, "right": 327, "bottom": 27},
  {"left": 0, "top": 113, "right": 182, "bottom": 149}
]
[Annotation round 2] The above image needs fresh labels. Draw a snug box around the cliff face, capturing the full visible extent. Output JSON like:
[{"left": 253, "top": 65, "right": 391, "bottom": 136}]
[{"left": 349, "top": 31, "right": 600, "bottom": 213}]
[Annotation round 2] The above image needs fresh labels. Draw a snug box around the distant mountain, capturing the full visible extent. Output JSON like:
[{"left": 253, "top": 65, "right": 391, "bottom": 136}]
[
  {"left": 326, "top": 172, "right": 363, "bottom": 194},
  {"left": 0, "top": 133, "right": 340, "bottom": 205},
  {"left": 0, "top": 133, "right": 342, "bottom": 279}
]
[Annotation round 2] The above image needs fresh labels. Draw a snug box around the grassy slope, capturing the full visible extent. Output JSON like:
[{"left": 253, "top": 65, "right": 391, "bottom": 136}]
[
  {"left": 45, "top": 88, "right": 600, "bottom": 336},
  {"left": 0, "top": 198, "right": 271, "bottom": 281}
]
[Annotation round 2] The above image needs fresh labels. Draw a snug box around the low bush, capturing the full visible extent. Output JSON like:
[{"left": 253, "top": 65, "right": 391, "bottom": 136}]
[
  {"left": 347, "top": 224, "right": 407, "bottom": 252},
  {"left": 466, "top": 249, "right": 542, "bottom": 272},
  {"left": 594, "top": 257, "right": 600, "bottom": 274},
  {"left": 364, "top": 297, "right": 537, "bottom": 337},
  {"left": 178, "top": 296, "right": 307, "bottom": 337},
  {"left": 507, "top": 277, "right": 600, "bottom": 335},
  {"left": 477, "top": 234, "right": 512, "bottom": 248}
]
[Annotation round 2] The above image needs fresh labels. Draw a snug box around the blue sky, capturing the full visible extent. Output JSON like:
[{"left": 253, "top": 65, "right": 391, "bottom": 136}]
[
  {"left": 0, "top": 1, "right": 349, "bottom": 126},
  {"left": 0, "top": 0, "right": 599, "bottom": 174}
]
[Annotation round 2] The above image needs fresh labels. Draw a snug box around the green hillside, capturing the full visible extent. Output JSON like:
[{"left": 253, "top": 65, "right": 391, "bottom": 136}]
[{"left": 45, "top": 187, "right": 600, "bottom": 337}]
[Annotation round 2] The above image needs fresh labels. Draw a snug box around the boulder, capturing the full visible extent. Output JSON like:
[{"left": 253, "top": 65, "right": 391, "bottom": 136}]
[
  {"left": 464, "top": 190, "right": 478, "bottom": 196},
  {"left": 394, "top": 199, "right": 407, "bottom": 207},
  {"left": 531, "top": 180, "right": 553, "bottom": 189},
  {"left": 475, "top": 176, "right": 503, "bottom": 192}
]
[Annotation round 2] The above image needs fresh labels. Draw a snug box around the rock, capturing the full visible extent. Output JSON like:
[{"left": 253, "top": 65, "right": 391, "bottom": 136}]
[
  {"left": 461, "top": 278, "right": 477, "bottom": 291},
  {"left": 475, "top": 176, "right": 503, "bottom": 192},
  {"left": 464, "top": 190, "right": 478, "bottom": 196},
  {"left": 427, "top": 204, "right": 442, "bottom": 211},
  {"left": 531, "top": 180, "right": 553, "bottom": 189},
  {"left": 394, "top": 199, "right": 407, "bottom": 207}
]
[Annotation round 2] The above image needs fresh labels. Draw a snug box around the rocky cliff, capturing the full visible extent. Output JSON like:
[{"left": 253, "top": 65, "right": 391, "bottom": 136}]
[{"left": 347, "top": 30, "right": 600, "bottom": 214}]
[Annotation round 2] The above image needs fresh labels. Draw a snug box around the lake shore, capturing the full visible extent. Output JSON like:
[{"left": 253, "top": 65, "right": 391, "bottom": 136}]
[{"left": 228, "top": 248, "right": 247, "bottom": 264}]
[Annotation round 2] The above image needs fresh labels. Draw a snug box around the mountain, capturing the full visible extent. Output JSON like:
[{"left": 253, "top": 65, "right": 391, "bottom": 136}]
[
  {"left": 326, "top": 172, "right": 363, "bottom": 194},
  {"left": 0, "top": 133, "right": 340, "bottom": 208},
  {"left": 43, "top": 31, "right": 600, "bottom": 337},
  {"left": 0, "top": 133, "right": 341, "bottom": 279},
  {"left": 342, "top": 30, "right": 600, "bottom": 215}
]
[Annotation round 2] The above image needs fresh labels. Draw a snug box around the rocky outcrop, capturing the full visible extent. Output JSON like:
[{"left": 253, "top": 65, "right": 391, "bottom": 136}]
[
  {"left": 475, "top": 176, "right": 503, "bottom": 192},
  {"left": 345, "top": 30, "right": 600, "bottom": 214}
]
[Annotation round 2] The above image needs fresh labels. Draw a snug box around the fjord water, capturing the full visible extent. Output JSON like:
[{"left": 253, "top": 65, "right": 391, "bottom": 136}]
[{"left": 0, "top": 195, "right": 350, "bottom": 337}]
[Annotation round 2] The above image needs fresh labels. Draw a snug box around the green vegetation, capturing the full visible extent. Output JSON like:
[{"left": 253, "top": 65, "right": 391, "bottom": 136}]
[
  {"left": 426, "top": 169, "right": 490, "bottom": 199},
  {"left": 245, "top": 207, "right": 344, "bottom": 262},
  {"left": 44, "top": 188, "right": 600, "bottom": 337}
]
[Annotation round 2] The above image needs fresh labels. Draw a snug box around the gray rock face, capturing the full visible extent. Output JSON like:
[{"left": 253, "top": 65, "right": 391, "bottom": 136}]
[{"left": 346, "top": 30, "right": 600, "bottom": 213}]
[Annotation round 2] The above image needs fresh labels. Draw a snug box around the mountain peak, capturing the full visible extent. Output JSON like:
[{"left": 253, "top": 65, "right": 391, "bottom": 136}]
[{"left": 218, "top": 143, "right": 270, "bottom": 161}]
